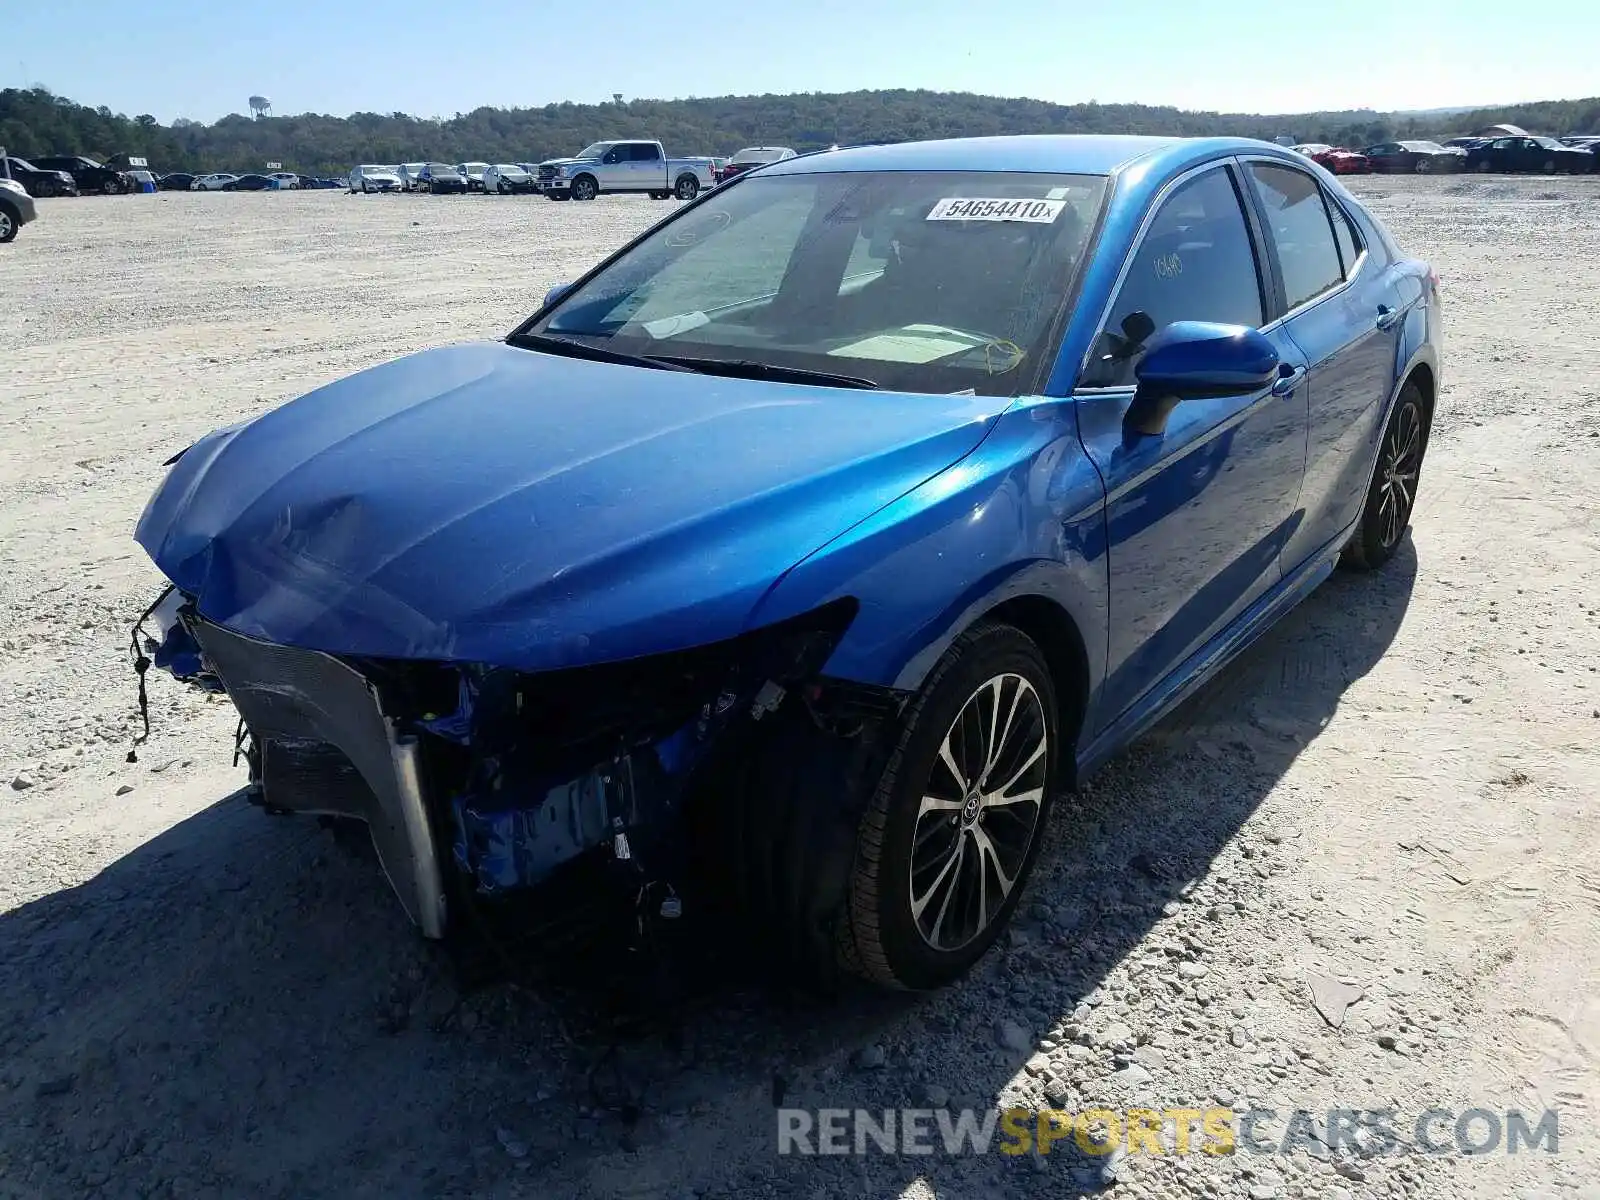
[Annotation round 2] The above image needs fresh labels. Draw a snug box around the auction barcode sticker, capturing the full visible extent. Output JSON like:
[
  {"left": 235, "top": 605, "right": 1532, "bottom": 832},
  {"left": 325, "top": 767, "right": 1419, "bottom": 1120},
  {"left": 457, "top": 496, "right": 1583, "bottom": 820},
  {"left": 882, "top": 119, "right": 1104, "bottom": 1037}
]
[{"left": 926, "top": 197, "right": 1066, "bottom": 223}]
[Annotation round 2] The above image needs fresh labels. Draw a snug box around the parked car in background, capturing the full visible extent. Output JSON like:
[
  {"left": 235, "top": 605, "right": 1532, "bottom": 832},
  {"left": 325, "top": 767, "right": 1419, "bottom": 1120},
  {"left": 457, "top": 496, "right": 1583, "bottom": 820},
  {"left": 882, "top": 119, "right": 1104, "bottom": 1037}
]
[
  {"left": 533, "top": 140, "right": 715, "bottom": 201},
  {"left": 0, "top": 177, "right": 37, "bottom": 242},
  {"left": 223, "top": 174, "right": 278, "bottom": 191},
  {"left": 192, "top": 173, "right": 239, "bottom": 191},
  {"left": 1442, "top": 137, "right": 1488, "bottom": 151},
  {"left": 305, "top": 177, "right": 345, "bottom": 190},
  {"left": 453, "top": 162, "right": 491, "bottom": 192},
  {"left": 158, "top": 172, "right": 196, "bottom": 191},
  {"left": 1558, "top": 136, "right": 1600, "bottom": 169},
  {"left": 1291, "top": 144, "right": 1372, "bottom": 175},
  {"left": 716, "top": 146, "right": 798, "bottom": 183},
  {"left": 268, "top": 172, "right": 301, "bottom": 189},
  {"left": 1, "top": 156, "right": 79, "bottom": 197},
  {"left": 420, "top": 163, "right": 468, "bottom": 194},
  {"left": 348, "top": 165, "right": 403, "bottom": 193},
  {"left": 397, "top": 163, "right": 429, "bottom": 191},
  {"left": 484, "top": 164, "right": 534, "bottom": 194},
  {"left": 1464, "top": 135, "right": 1594, "bottom": 174},
  {"left": 1362, "top": 141, "right": 1467, "bottom": 173},
  {"left": 30, "top": 155, "right": 132, "bottom": 194},
  {"left": 134, "top": 134, "right": 1441, "bottom": 992}
]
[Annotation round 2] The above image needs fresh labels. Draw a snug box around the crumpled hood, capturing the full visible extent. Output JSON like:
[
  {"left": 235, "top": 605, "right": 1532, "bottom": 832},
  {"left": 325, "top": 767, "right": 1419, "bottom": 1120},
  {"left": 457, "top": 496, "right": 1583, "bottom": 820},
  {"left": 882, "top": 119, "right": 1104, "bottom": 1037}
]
[
  {"left": 137, "top": 340, "right": 1004, "bottom": 671},
  {"left": 538, "top": 157, "right": 592, "bottom": 169}
]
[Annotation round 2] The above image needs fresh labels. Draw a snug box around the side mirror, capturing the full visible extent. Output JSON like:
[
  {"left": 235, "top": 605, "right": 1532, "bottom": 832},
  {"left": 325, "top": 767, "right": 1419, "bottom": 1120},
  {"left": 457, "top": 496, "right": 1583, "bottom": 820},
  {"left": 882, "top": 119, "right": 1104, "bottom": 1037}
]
[
  {"left": 542, "top": 282, "right": 573, "bottom": 309},
  {"left": 1133, "top": 321, "right": 1279, "bottom": 399}
]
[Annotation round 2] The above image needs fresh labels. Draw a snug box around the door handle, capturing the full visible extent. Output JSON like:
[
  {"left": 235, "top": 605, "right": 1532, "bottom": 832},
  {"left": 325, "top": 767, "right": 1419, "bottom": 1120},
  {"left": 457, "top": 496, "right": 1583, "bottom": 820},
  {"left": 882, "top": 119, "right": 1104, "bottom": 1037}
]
[
  {"left": 1271, "top": 366, "right": 1306, "bottom": 397},
  {"left": 1376, "top": 304, "right": 1403, "bottom": 331}
]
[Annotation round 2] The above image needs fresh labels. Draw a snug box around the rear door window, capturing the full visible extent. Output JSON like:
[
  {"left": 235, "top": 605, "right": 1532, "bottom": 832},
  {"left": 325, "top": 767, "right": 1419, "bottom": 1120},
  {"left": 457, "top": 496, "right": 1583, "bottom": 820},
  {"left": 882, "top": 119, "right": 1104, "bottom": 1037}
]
[
  {"left": 1324, "top": 193, "right": 1363, "bottom": 277},
  {"left": 1245, "top": 163, "right": 1346, "bottom": 311}
]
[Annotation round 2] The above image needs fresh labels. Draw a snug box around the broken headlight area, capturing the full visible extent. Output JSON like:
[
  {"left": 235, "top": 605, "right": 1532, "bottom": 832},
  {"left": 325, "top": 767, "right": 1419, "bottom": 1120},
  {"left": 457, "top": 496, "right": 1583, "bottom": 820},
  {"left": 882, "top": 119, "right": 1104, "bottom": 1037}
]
[{"left": 130, "top": 591, "right": 874, "bottom": 950}]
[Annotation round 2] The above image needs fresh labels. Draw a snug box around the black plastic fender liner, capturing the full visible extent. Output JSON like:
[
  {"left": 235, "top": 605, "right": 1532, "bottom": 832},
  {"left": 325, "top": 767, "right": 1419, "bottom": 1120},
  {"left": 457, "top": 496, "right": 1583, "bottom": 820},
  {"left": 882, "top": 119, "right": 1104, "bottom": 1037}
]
[{"left": 688, "top": 678, "right": 907, "bottom": 986}]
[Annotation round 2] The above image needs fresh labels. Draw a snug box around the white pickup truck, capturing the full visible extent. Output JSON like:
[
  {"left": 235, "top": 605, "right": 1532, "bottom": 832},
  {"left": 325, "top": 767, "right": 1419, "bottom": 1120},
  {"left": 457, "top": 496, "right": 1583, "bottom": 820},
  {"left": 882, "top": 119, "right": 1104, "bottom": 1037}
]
[{"left": 532, "top": 140, "right": 717, "bottom": 202}]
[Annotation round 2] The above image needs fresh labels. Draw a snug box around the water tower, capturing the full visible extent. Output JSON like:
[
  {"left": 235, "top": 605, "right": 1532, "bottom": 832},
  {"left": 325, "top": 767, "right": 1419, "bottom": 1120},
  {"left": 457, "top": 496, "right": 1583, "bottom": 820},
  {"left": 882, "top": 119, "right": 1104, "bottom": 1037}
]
[{"left": 249, "top": 95, "right": 272, "bottom": 120}]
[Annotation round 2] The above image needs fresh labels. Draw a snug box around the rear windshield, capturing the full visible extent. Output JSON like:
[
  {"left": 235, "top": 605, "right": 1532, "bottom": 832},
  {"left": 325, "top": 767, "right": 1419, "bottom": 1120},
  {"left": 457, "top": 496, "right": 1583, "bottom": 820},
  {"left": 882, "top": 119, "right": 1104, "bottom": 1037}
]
[
  {"left": 733, "top": 148, "right": 788, "bottom": 164},
  {"left": 528, "top": 170, "right": 1108, "bottom": 396}
]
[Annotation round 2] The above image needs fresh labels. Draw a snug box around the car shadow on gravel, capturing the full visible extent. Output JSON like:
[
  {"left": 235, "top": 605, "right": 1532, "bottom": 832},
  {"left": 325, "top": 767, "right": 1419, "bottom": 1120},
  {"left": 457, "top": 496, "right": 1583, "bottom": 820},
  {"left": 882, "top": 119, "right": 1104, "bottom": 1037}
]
[{"left": 0, "top": 542, "right": 1417, "bottom": 1199}]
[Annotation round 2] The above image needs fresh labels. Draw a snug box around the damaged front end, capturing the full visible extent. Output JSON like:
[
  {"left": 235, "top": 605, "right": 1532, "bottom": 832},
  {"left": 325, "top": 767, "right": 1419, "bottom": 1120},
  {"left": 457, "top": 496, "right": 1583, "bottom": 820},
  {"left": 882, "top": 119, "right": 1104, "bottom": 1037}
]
[{"left": 135, "top": 593, "right": 877, "bottom": 948}]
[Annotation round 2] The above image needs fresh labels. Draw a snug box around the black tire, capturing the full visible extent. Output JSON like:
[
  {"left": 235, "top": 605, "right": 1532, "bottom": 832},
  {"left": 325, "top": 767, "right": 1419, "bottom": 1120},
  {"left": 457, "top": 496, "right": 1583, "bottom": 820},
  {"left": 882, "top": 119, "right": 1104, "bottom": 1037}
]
[
  {"left": 0, "top": 203, "right": 18, "bottom": 244},
  {"left": 1542, "top": 159, "right": 1557, "bottom": 174},
  {"left": 570, "top": 174, "right": 598, "bottom": 202},
  {"left": 1414, "top": 157, "right": 1431, "bottom": 174},
  {"left": 1476, "top": 159, "right": 1492, "bottom": 173},
  {"left": 1341, "top": 381, "right": 1429, "bottom": 571},
  {"left": 841, "top": 623, "right": 1058, "bottom": 990},
  {"left": 548, "top": 192, "right": 571, "bottom": 202},
  {"left": 648, "top": 190, "right": 669, "bottom": 200},
  {"left": 674, "top": 175, "right": 700, "bottom": 201}
]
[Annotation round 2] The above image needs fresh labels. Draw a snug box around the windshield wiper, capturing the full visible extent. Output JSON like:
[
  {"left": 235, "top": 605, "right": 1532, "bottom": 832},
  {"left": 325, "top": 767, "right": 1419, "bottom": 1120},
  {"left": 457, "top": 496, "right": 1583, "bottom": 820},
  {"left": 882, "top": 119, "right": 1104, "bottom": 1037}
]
[
  {"left": 507, "top": 332, "right": 700, "bottom": 373},
  {"left": 645, "top": 356, "right": 880, "bottom": 390}
]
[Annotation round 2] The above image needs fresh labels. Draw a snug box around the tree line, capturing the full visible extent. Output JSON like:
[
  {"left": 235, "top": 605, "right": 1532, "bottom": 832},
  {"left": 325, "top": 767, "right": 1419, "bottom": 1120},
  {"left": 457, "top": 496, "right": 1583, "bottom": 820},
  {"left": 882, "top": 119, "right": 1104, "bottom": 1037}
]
[{"left": 3, "top": 86, "right": 1597, "bottom": 177}]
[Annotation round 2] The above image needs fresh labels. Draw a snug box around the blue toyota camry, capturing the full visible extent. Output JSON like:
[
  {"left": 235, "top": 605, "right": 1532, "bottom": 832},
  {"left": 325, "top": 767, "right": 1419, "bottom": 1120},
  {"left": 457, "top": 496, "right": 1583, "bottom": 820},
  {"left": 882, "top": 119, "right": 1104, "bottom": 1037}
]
[{"left": 135, "top": 134, "right": 1440, "bottom": 990}]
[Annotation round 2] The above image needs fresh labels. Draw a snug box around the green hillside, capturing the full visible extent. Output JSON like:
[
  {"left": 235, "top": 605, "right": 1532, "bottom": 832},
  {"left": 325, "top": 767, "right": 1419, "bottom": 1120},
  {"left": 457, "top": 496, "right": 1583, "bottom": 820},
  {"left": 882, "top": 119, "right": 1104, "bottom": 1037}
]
[{"left": 2, "top": 86, "right": 1596, "bottom": 177}]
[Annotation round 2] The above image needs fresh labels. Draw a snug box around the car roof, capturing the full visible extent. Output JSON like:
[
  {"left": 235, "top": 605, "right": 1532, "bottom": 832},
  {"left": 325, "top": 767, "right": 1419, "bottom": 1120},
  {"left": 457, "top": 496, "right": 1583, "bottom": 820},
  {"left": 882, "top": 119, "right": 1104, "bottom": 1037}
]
[{"left": 761, "top": 134, "right": 1294, "bottom": 178}]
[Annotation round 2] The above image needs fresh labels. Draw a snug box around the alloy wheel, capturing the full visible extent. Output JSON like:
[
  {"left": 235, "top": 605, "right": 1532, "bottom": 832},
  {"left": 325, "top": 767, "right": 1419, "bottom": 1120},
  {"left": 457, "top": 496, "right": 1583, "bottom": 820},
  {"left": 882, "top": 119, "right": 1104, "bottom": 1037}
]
[
  {"left": 908, "top": 673, "right": 1048, "bottom": 952},
  {"left": 0, "top": 210, "right": 14, "bottom": 241},
  {"left": 1376, "top": 400, "right": 1423, "bottom": 549}
]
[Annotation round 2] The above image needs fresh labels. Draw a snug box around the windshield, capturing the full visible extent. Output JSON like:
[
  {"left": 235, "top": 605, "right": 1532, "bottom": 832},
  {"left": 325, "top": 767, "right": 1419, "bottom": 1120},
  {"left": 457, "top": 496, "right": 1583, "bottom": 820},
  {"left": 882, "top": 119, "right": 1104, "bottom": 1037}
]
[
  {"left": 733, "top": 148, "right": 787, "bottom": 164},
  {"left": 577, "top": 143, "right": 613, "bottom": 160},
  {"left": 495, "top": 164, "right": 524, "bottom": 173},
  {"left": 524, "top": 170, "right": 1107, "bottom": 396},
  {"left": 1404, "top": 141, "right": 1445, "bottom": 152},
  {"left": 359, "top": 165, "right": 386, "bottom": 173},
  {"left": 1534, "top": 137, "right": 1566, "bottom": 150}
]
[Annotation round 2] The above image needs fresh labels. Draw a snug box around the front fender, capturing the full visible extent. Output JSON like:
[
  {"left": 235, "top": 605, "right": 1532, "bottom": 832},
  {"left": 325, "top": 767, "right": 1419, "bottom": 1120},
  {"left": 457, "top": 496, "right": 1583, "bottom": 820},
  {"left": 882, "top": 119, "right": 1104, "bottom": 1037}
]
[{"left": 748, "top": 402, "right": 1109, "bottom": 699}]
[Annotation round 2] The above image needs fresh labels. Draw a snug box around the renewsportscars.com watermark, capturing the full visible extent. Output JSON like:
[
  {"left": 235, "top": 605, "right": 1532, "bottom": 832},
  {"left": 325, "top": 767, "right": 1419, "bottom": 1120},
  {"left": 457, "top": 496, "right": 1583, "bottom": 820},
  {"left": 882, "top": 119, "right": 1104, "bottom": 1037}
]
[{"left": 776, "top": 1106, "right": 1561, "bottom": 1158}]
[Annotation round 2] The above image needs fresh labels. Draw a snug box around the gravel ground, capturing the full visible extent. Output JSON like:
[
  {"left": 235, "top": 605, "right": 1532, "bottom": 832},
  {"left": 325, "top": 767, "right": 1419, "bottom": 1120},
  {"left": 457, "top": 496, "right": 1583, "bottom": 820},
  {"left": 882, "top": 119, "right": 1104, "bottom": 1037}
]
[{"left": 1, "top": 177, "right": 1598, "bottom": 1200}]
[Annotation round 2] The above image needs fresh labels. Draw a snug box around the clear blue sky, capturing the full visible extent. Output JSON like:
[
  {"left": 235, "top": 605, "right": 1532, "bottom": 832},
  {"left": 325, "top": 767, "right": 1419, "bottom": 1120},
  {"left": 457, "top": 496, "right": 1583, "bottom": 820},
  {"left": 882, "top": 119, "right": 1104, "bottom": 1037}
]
[{"left": 9, "top": 0, "right": 1596, "bottom": 124}]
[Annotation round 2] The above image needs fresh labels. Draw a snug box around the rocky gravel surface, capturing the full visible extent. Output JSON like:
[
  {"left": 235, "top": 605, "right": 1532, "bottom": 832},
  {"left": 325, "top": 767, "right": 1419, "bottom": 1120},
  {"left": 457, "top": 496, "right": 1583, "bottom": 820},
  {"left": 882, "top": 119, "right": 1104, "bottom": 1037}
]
[{"left": 2, "top": 176, "right": 1598, "bottom": 1199}]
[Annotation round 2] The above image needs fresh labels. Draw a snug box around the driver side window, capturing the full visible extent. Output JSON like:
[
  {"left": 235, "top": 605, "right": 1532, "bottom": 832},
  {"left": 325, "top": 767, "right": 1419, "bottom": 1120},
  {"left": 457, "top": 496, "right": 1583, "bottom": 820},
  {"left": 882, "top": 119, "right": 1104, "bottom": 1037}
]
[{"left": 1083, "top": 166, "right": 1266, "bottom": 388}]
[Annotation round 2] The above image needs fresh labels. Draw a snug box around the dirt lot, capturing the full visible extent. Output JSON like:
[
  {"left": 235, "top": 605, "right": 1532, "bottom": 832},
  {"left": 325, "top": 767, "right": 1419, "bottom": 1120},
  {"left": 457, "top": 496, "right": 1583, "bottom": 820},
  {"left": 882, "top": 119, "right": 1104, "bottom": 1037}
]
[{"left": 2, "top": 176, "right": 1598, "bottom": 1200}]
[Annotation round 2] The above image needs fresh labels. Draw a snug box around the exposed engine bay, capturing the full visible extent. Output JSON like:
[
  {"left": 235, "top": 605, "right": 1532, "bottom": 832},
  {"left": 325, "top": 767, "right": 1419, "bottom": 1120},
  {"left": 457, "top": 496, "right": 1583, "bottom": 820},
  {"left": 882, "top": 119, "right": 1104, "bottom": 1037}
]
[{"left": 133, "top": 588, "right": 902, "bottom": 965}]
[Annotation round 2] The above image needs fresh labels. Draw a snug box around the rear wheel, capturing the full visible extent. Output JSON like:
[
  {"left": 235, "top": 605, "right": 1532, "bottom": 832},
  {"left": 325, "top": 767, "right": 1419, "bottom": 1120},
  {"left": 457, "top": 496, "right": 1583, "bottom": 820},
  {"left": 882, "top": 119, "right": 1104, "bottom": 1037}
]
[
  {"left": 841, "top": 623, "right": 1058, "bottom": 990},
  {"left": 1341, "top": 382, "right": 1428, "bottom": 571},
  {"left": 1476, "top": 159, "right": 1492, "bottom": 173},
  {"left": 1542, "top": 159, "right": 1557, "bottom": 174},
  {"left": 1414, "top": 157, "right": 1431, "bottom": 174},
  {"left": 674, "top": 175, "right": 700, "bottom": 201}
]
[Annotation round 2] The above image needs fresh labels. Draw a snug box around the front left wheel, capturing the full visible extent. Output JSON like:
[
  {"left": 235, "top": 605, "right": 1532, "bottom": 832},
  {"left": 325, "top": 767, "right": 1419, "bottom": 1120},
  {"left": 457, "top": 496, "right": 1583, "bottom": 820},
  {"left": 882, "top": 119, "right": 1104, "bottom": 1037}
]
[{"left": 842, "top": 623, "right": 1058, "bottom": 990}]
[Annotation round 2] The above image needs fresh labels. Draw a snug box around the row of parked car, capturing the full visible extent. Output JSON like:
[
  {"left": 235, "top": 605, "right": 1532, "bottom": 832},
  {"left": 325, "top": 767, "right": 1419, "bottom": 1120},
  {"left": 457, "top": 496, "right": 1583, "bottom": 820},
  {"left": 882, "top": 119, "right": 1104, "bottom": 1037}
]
[
  {"left": 343, "top": 143, "right": 811, "bottom": 201},
  {"left": 165, "top": 172, "right": 345, "bottom": 191},
  {"left": 1293, "top": 134, "right": 1600, "bottom": 175}
]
